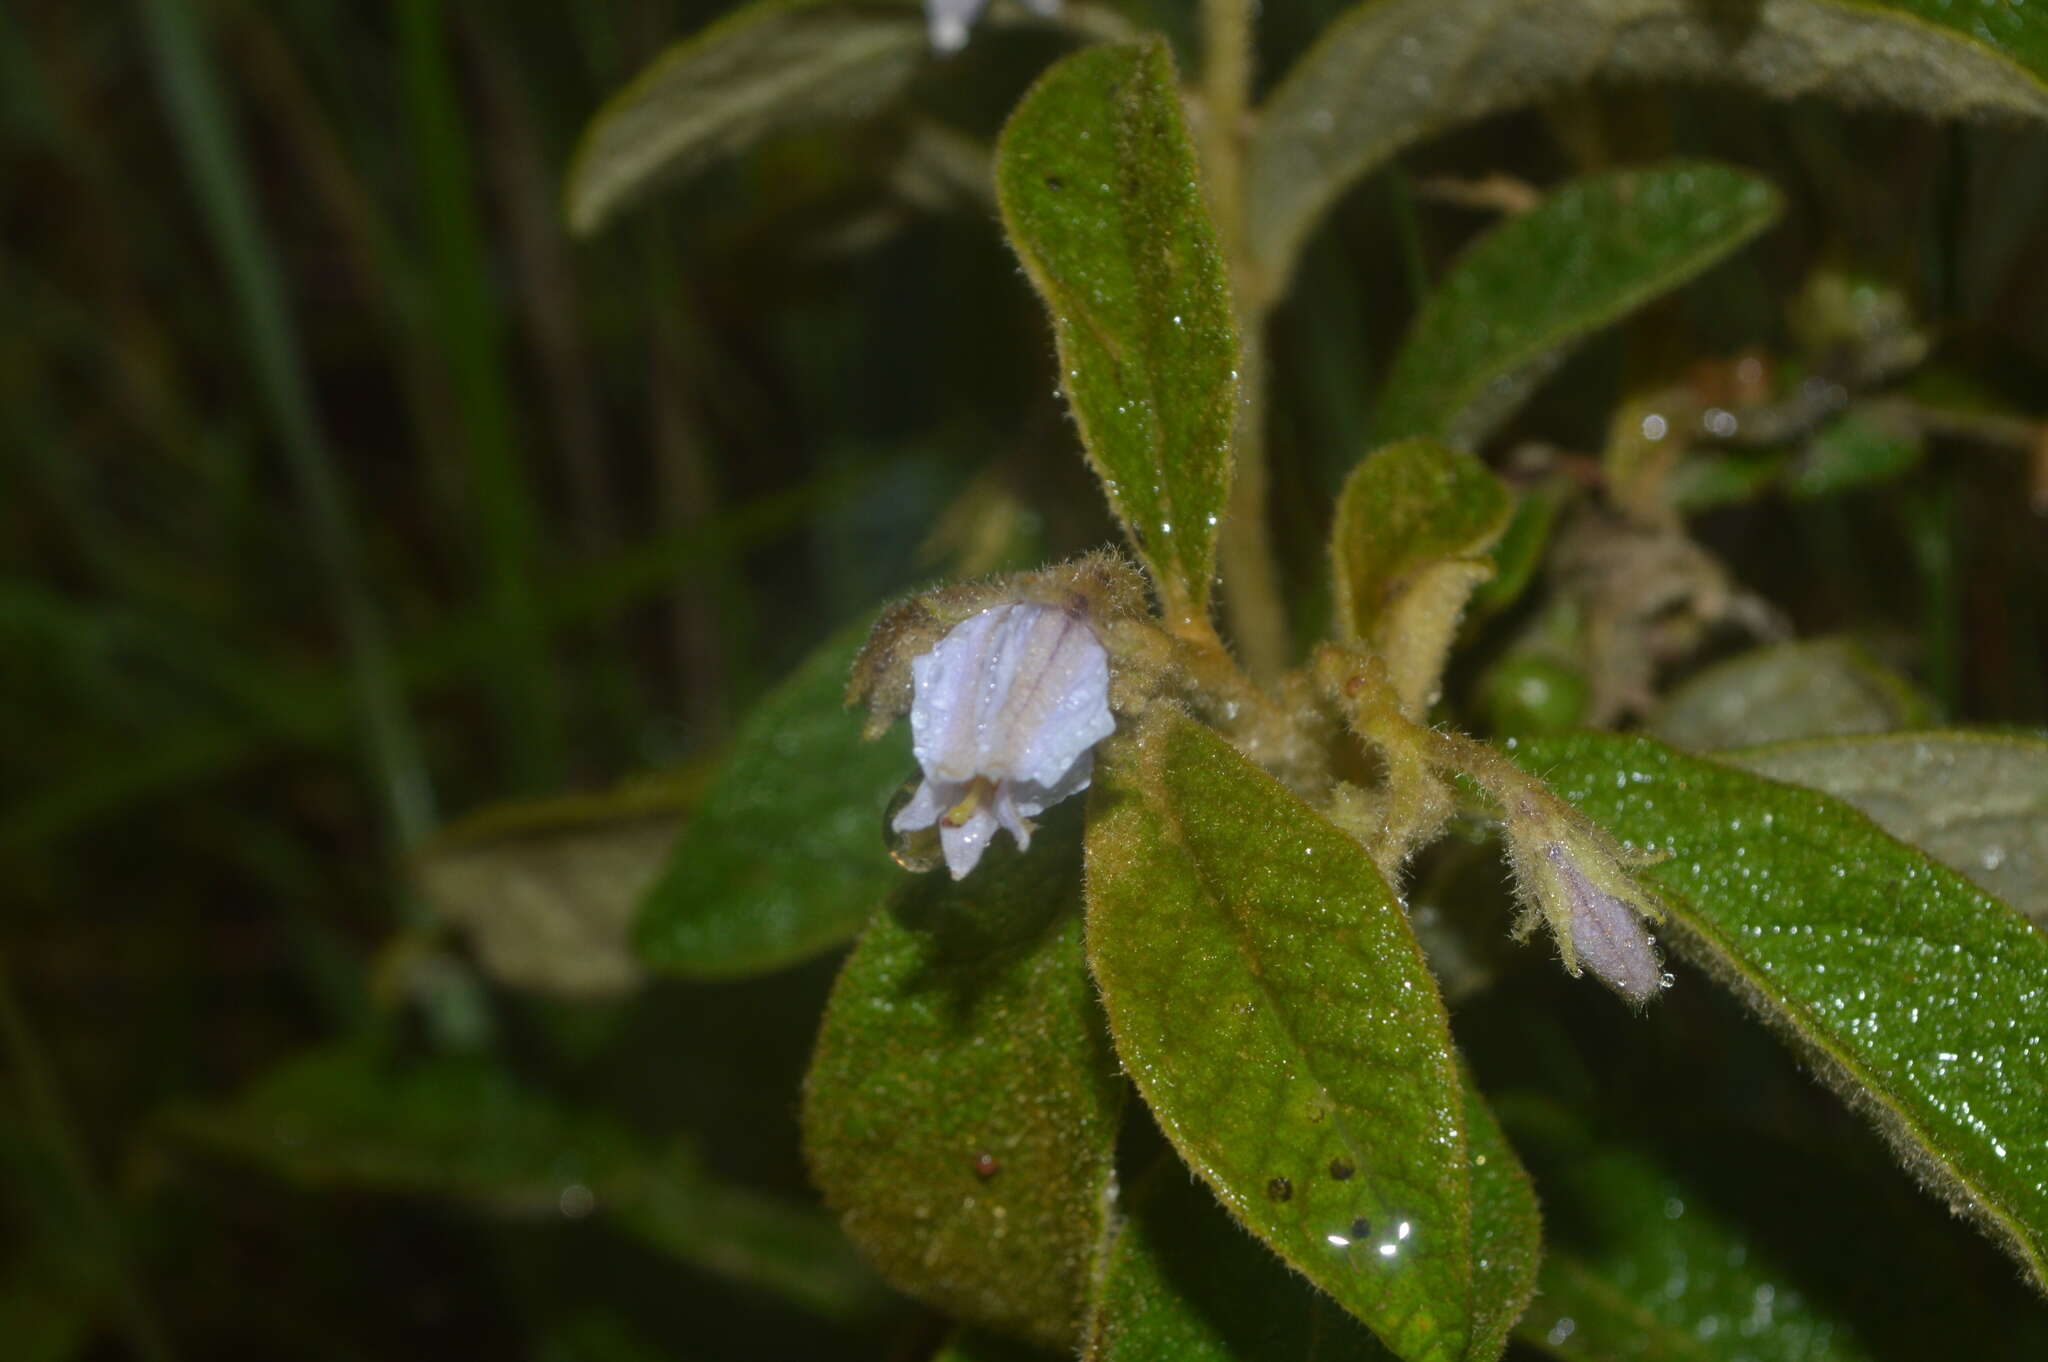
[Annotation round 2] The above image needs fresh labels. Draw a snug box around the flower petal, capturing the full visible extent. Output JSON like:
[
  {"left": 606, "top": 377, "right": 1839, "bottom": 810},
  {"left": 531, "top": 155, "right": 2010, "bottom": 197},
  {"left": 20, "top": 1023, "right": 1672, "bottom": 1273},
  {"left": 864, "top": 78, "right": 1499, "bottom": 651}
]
[{"left": 938, "top": 804, "right": 1000, "bottom": 879}]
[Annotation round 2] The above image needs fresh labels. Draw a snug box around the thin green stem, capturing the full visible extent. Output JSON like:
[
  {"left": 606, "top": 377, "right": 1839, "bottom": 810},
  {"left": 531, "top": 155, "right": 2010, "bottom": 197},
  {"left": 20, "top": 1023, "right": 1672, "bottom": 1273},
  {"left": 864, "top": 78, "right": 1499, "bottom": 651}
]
[
  {"left": 134, "top": 0, "right": 435, "bottom": 852},
  {"left": 397, "top": 0, "right": 567, "bottom": 794},
  {"left": 0, "top": 951, "right": 177, "bottom": 1362},
  {"left": 1201, "top": 0, "right": 1291, "bottom": 677}
]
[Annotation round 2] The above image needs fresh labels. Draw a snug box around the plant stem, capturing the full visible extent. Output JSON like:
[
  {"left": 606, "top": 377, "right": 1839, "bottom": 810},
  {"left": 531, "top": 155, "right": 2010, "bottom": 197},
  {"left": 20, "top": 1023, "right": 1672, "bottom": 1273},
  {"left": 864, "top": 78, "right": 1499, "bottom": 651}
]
[{"left": 1201, "top": 0, "right": 1291, "bottom": 678}]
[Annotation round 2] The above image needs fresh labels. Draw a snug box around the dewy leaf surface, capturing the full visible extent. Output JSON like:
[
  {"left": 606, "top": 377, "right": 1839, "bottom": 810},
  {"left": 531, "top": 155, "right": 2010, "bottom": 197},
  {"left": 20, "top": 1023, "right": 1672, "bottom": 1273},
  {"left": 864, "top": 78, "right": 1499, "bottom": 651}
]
[
  {"left": 803, "top": 814, "right": 1122, "bottom": 1351},
  {"left": 1727, "top": 732, "right": 2048, "bottom": 925},
  {"left": 566, "top": 0, "right": 924, "bottom": 235},
  {"left": 634, "top": 619, "right": 909, "bottom": 978},
  {"left": 1087, "top": 711, "right": 1539, "bottom": 1361},
  {"left": 1330, "top": 440, "right": 1513, "bottom": 712},
  {"left": 1517, "top": 733, "right": 2048, "bottom": 1295},
  {"left": 1250, "top": 0, "right": 2048, "bottom": 290},
  {"left": 1372, "top": 163, "right": 1781, "bottom": 449},
  {"left": 1088, "top": 1159, "right": 1399, "bottom": 1362},
  {"left": 996, "top": 41, "right": 1240, "bottom": 625}
]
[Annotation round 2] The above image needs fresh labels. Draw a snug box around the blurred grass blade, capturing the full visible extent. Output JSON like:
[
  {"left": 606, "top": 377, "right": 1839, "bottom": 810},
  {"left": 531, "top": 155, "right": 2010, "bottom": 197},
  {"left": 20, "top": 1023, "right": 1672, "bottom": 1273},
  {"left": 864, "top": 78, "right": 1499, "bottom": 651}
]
[
  {"left": 1250, "top": 0, "right": 2048, "bottom": 293},
  {"left": 157, "top": 1042, "right": 889, "bottom": 1321},
  {"left": 397, "top": 0, "right": 565, "bottom": 792},
  {"left": 0, "top": 953, "right": 175, "bottom": 1362},
  {"left": 0, "top": 461, "right": 875, "bottom": 856},
  {"left": 134, "top": 0, "right": 433, "bottom": 850},
  {"left": 1374, "top": 163, "right": 1781, "bottom": 448},
  {"left": 566, "top": 0, "right": 927, "bottom": 235}
]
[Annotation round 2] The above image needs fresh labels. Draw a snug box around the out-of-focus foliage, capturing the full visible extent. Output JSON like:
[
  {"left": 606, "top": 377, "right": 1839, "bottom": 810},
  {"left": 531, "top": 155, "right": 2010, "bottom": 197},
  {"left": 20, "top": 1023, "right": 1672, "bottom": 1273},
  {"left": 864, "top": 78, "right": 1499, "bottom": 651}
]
[{"left": 7, "top": 0, "right": 2048, "bottom": 1359}]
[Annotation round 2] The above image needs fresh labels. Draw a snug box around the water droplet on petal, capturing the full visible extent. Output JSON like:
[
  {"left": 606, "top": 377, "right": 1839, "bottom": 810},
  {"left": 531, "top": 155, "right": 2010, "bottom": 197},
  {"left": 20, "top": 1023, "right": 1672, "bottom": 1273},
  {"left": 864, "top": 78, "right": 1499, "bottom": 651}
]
[{"left": 884, "top": 777, "right": 944, "bottom": 873}]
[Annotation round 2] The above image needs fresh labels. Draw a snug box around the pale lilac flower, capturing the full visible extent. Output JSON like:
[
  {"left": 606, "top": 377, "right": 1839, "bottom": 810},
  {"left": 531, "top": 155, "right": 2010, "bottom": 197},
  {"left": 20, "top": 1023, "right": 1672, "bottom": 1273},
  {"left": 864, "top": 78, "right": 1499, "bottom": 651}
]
[
  {"left": 891, "top": 601, "right": 1114, "bottom": 878},
  {"left": 1543, "top": 844, "right": 1663, "bottom": 1004},
  {"left": 925, "top": 0, "right": 1059, "bottom": 55}
]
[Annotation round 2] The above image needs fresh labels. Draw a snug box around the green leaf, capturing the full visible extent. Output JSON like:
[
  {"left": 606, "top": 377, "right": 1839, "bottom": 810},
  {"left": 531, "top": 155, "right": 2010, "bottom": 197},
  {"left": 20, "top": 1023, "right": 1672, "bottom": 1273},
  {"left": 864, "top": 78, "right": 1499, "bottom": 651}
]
[
  {"left": 803, "top": 812, "right": 1122, "bottom": 1351},
  {"left": 995, "top": 40, "right": 1240, "bottom": 625},
  {"left": 1466, "top": 473, "right": 1569, "bottom": 628},
  {"left": 1648, "top": 638, "right": 1933, "bottom": 750},
  {"left": 1087, "top": 711, "right": 1539, "bottom": 1361},
  {"left": 1250, "top": 0, "right": 2048, "bottom": 290},
  {"left": 1331, "top": 439, "right": 1513, "bottom": 713},
  {"left": 1786, "top": 404, "right": 1925, "bottom": 500},
  {"left": 1726, "top": 732, "right": 2048, "bottom": 925},
  {"left": 1668, "top": 448, "right": 1790, "bottom": 512},
  {"left": 565, "top": 0, "right": 926, "bottom": 235},
  {"left": 157, "top": 1043, "right": 886, "bottom": 1319},
  {"left": 417, "top": 775, "right": 703, "bottom": 997},
  {"left": 1516, "top": 733, "right": 2048, "bottom": 1295},
  {"left": 634, "top": 619, "right": 910, "bottom": 978},
  {"left": 1507, "top": 1111, "right": 2048, "bottom": 1362},
  {"left": 1519, "top": 1148, "right": 1886, "bottom": 1361},
  {"left": 1088, "top": 1159, "right": 1399, "bottom": 1362},
  {"left": 1373, "top": 164, "right": 1782, "bottom": 449}
]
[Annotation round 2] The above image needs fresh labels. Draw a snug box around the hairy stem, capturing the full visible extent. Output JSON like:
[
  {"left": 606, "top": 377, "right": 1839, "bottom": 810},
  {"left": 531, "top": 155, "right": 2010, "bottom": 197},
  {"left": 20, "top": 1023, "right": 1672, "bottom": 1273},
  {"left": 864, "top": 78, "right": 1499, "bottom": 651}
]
[{"left": 1200, "top": 0, "right": 1291, "bottom": 678}]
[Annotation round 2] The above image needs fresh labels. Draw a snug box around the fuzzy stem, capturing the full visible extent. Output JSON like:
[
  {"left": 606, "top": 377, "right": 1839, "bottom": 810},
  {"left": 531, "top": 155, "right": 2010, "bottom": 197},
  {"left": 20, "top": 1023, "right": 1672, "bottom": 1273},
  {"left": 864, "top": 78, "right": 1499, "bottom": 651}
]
[{"left": 1199, "top": 0, "right": 1291, "bottom": 679}]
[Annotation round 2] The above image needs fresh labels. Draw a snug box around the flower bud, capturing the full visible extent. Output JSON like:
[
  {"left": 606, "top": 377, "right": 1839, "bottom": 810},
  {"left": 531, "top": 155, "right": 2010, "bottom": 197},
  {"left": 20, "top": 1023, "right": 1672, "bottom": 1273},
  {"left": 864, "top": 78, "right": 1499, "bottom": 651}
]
[
  {"left": 891, "top": 600, "right": 1114, "bottom": 878},
  {"left": 1507, "top": 821, "right": 1667, "bottom": 1006}
]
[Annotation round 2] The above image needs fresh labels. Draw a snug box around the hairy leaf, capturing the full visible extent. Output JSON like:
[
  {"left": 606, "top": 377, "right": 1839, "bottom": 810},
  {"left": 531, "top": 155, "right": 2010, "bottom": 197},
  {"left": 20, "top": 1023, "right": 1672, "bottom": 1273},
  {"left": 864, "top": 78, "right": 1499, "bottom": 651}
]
[
  {"left": 1088, "top": 1159, "right": 1399, "bottom": 1362},
  {"left": 803, "top": 813, "right": 1122, "bottom": 1351},
  {"left": 157, "top": 1044, "right": 884, "bottom": 1319},
  {"left": 1331, "top": 440, "right": 1514, "bottom": 714},
  {"left": 566, "top": 0, "right": 924, "bottom": 235},
  {"left": 1250, "top": 0, "right": 2048, "bottom": 290},
  {"left": 1728, "top": 732, "right": 2048, "bottom": 924},
  {"left": 1373, "top": 163, "right": 1781, "bottom": 448},
  {"left": 418, "top": 775, "right": 702, "bottom": 997},
  {"left": 1649, "top": 638, "right": 1933, "bottom": 750},
  {"left": 996, "top": 40, "right": 1240, "bottom": 625},
  {"left": 1087, "top": 711, "right": 1539, "bottom": 1360},
  {"left": 1519, "top": 733, "right": 2048, "bottom": 1295},
  {"left": 635, "top": 619, "right": 909, "bottom": 978}
]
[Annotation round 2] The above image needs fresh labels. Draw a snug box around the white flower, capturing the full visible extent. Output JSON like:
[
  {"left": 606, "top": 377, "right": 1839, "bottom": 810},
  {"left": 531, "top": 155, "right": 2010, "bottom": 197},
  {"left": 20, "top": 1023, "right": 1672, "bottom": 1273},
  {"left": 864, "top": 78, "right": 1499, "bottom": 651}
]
[
  {"left": 891, "top": 600, "right": 1114, "bottom": 878},
  {"left": 925, "top": 0, "right": 1059, "bottom": 55}
]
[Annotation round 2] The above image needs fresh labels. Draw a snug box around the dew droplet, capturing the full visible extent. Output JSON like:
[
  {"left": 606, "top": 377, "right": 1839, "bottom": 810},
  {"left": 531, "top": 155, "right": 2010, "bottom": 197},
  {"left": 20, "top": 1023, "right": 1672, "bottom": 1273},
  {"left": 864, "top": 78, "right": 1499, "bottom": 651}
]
[{"left": 884, "top": 777, "right": 943, "bottom": 873}]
